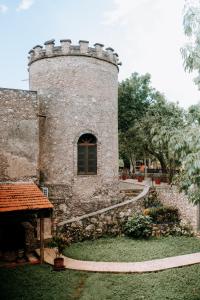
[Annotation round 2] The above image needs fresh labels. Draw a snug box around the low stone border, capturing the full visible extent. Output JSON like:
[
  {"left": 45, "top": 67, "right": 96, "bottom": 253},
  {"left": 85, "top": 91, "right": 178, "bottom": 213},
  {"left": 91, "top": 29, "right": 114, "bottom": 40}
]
[{"left": 58, "top": 184, "right": 150, "bottom": 242}]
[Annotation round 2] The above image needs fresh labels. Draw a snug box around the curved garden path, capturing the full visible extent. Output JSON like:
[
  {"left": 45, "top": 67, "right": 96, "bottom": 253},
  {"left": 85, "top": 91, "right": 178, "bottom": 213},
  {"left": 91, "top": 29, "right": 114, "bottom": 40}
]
[{"left": 37, "top": 248, "right": 200, "bottom": 273}]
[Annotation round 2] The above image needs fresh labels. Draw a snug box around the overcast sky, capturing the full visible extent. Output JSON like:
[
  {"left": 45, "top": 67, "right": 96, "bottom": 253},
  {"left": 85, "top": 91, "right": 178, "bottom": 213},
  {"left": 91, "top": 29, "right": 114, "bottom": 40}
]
[{"left": 0, "top": 0, "right": 199, "bottom": 108}]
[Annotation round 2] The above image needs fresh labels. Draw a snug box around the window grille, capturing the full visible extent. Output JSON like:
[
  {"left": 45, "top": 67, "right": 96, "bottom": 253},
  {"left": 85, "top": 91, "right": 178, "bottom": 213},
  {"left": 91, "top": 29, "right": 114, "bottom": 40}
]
[{"left": 77, "top": 133, "right": 97, "bottom": 175}]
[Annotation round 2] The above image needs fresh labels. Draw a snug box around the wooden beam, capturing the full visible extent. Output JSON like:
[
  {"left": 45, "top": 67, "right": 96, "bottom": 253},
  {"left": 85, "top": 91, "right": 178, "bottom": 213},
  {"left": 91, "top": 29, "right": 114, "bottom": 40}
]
[
  {"left": 37, "top": 114, "right": 46, "bottom": 118},
  {"left": 40, "top": 218, "right": 44, "bottom": 264}
]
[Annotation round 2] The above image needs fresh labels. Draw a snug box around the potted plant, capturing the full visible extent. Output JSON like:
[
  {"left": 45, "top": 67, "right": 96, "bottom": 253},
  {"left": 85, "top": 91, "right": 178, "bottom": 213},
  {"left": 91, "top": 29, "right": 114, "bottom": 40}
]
[
  {"left": 49, "top": 235, "right": 67, "bottom": 271},
  {"left": 154, "top": 174, "right": 161, "bottom": 185},
  {"left": 137, "top": 172, "right": 144, "bottom": 182},
  {"left": 122, "top": 173, "right": 128, "bottom": 180}
]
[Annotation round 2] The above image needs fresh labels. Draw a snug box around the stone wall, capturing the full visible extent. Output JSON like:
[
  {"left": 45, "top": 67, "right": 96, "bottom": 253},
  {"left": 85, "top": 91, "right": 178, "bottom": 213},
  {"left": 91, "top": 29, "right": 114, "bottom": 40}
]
[
  {"left": 156, "top": 185, "right": 199, "bottom": 231},
  {"left": 46, "top": 182, "right": 125, "bottom": 223},
  {"left": 0, "top": 88, "right": 39, "bottom": 182},
  {"left": 48, "top": 181, "right": 143, "bottom": 223},
  {"left": 58, "top": 186, "right": 149, "bottom": 242}
]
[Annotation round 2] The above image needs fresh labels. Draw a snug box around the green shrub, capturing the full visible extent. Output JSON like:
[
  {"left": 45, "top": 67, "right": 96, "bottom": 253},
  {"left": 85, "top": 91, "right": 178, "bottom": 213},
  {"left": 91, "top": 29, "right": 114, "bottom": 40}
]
[
  {"left": 124, "top": 214, "right": 153, "bottom": 238},
  {"left": 143, "top": 188, "right": 162, "bottom": 208},
  {"left": 146, "top": 206, "right": 180, "bottom": 224}
]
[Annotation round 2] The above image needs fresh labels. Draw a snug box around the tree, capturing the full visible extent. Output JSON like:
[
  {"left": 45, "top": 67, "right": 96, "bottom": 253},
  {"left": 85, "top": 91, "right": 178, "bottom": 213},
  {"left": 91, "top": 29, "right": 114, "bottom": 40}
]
[
  {"left": 170, "top": 103, "right": 200, "bottom": 203},
  {"left": 181, "top": 0, "right": 200, "bottom": 87},
  {"left": 170, "top": 125, "right": 200, "bottom": 203},
  {"left": 118, "top": 72, "right": 160, "bottom": 170},
  {"left": 119, "top": 127, "right": 145, "bottom": 171},
  {"left": 136, "top": 96, "right": 185, "bottom": 181},
  {"left": 118, "top": 73, "right": 185, "bottom": 178},
  {"left": 188, "top": 102, "right": 200, "bottom": 124},
  {"left": 119, "top": 72, "right": 156, "bottom": 133},
  {"left": 178, "top": 0, "right": 200, "bottom": 203}
]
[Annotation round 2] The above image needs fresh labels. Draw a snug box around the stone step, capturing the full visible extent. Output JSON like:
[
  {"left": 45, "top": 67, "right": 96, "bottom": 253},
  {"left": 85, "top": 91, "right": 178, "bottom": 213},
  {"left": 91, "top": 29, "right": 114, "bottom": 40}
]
[{"left": 120, "top": 189, "right": 142, "bottom": 196}]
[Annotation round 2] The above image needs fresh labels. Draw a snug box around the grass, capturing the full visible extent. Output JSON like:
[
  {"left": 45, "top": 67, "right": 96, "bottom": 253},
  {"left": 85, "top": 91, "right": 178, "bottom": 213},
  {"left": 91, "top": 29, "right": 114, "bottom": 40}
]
[
  {"left": 1, "top": 236, "right": 200, "bottom": 299},
  {"left": 64, "top": 236, "right": 200, "bottom": 262},
  {"left": 1, "top": 264, "right": 200, "bottom": 299},
  {"left": 0, "top": 264, "right": 85, "bottom": 300}
]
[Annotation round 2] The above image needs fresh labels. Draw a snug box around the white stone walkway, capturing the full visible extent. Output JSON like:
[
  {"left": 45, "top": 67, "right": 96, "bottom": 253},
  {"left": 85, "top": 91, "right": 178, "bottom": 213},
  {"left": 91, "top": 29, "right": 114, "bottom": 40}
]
[{"left": 37, "top": 248, "right": 200, "bottom": 273}]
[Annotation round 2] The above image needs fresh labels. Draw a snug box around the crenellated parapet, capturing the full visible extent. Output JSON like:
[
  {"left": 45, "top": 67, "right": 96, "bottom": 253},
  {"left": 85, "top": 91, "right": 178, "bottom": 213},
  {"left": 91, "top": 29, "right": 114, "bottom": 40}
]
[{"left": 28, "top": 39, "right": 122, "bottom": 67}]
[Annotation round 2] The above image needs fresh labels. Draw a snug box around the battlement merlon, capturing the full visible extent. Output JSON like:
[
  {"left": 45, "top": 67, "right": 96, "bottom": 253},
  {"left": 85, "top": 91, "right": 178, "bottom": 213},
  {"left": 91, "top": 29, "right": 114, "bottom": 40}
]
[{"left": 28, "top": 39, "right": 122, "bottom": 68}]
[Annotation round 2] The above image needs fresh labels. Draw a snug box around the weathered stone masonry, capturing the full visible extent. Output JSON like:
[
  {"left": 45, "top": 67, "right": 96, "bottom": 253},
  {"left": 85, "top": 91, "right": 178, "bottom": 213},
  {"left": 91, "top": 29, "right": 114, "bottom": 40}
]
[
  {"left": 157, "top": 185, "right": 199, "bottom": 231},
  {"left": 0, "top": 88, "right": 39, "bottom": 182},
  {"left": 58, "top": 185, "right": 149, "bottom": 242},
  {"left": 28, "top": 39, "right": 121, "bottom": 222}
]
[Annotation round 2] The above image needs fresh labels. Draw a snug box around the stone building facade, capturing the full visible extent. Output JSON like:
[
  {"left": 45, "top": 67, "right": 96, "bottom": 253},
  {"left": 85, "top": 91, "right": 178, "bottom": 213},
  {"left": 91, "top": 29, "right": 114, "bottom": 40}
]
[
  {"left": 0, "top": 88, "right": 39, "bottom": 182},
  {"left": 0, "top": 39, "right": 121, "bottom": 222}
]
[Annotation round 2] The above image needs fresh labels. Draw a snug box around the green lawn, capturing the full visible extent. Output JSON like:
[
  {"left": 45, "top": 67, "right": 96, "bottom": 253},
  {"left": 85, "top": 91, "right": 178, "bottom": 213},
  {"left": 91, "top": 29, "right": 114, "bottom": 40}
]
[
  {"left": 64, "top": 236, "right": 200, "bottom": 262},
  {"left": 1, "top": 236, "right": 200, "bottom": 300}
]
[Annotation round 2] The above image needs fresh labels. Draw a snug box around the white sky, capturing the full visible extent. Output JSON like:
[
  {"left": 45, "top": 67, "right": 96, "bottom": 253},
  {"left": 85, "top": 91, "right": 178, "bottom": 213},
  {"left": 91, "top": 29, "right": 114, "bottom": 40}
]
[
  {"left": 0, "top": 0, "right": 200, "bottom": 108},
  {"left": 103, "top": 0, "right": 200, "bottom": 108}
]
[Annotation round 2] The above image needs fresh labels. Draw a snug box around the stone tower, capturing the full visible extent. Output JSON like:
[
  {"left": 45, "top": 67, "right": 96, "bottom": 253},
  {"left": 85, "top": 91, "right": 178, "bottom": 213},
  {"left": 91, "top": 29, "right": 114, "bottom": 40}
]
[{"left": 28, "top": 39, "right": 121, "bottom": 221}]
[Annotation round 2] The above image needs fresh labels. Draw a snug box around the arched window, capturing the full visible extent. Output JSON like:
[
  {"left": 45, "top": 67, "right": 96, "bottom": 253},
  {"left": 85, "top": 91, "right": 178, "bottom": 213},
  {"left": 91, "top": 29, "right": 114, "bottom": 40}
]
[{"left": 77, "top": 133, "right": 97, "bottom": 175}]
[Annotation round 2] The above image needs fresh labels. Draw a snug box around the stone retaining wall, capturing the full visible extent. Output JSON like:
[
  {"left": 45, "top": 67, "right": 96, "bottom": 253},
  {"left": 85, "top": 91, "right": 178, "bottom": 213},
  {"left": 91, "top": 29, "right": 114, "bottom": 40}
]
[
  {"left": 47, "top": 182, "right": 125, "bottom": 223},
  {"left": 156, "top": 185, "right": 199, "bottom": 231},
  {"left": 58, "top": 185, "right": 149, "bottom": 242}
]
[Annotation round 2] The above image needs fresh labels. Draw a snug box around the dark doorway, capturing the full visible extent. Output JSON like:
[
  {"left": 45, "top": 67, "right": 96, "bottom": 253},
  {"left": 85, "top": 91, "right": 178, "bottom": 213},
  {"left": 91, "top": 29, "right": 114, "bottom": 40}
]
[{"left": 0, "top": 222, "right": 25, "bottom": 252}]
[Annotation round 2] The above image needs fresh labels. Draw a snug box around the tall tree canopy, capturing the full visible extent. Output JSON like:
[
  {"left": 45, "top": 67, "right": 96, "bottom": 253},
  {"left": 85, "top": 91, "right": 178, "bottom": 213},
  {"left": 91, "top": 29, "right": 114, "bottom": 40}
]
[
  {"left": 181, "top": 0, "right": 200, "bottom": 87},
  {"left": 170, "top": 103, "right": 200, "bottom": 203},
  {"left": 175, "top": 0, "right": 200, "bottom": 203},
  {"left": 119, "top": 72, "right": 157, "bottom": 133},
  {"left": 118, "top": 72, "right": 161, "bottom": 170},
  {"left": 136, "top": 97, "right": 185, "bottom": 180},
  {"left": 118, "top": 73, "right": 185, "bottom": 177}
]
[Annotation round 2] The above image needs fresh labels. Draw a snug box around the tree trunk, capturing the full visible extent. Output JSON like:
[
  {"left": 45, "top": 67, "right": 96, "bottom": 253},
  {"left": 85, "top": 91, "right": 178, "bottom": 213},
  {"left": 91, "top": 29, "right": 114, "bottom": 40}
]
[
  {"left": 129, "top": 154, "right": 135, "bottom": 174},
  {"left": 159, "top": 159, "right": 167, "bottom": 174},
  {"left": 146, "top": 147, "right": 167, "bottom": 173}
]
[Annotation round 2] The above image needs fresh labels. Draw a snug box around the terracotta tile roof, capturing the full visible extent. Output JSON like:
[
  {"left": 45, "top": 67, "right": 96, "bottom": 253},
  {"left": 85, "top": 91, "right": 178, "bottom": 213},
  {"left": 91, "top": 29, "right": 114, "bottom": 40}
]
[{"left": 0, "top": 183, "right": 53, "bottom": 213}]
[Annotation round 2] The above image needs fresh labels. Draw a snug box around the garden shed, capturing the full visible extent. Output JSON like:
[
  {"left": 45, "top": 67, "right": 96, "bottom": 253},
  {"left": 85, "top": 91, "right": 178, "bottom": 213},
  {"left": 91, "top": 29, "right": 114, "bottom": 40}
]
[{"left": 0, "top": 183, "right": 53, "bottom": 264}]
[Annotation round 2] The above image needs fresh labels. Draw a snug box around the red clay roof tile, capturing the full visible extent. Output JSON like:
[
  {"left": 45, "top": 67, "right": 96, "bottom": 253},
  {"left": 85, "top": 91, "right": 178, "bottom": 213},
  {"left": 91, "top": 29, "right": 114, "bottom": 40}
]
[{"left": 0, "top": 183, "right": 53, "bottom": 212}]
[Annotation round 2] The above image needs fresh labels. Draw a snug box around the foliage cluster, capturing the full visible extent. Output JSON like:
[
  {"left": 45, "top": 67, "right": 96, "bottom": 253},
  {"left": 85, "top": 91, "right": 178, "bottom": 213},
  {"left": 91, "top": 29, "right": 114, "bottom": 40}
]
[
  {"left": 143, "top": 188, "right": 162, "bottom": 208},
  {"left": 181, "top": 0, "right": 200, "bottom": 87},
  {"left": 124, "top": 214, "right": 153, "bottom": 238},
  {"left": 124, "top": 210, "right": 192, "bottom": 239},
  {"left": 170, "top": 123, "right": 200, "bottom": 204},
  {"left": 144, "top": 206, "right": 180, "bottom": 224},
  {"left": 170, "top": 222, "right": 194, "bottom": 237},
  {"left": 118, "top": 72, "right": 160, "bottom": 170},
  {"left": 119, "top": 71, "right": 200, "bottom": 202},
  {"left": 124, "top": 187, "right": 193, "bottom": 238},
  {"left": 118, "top": 73, "right": 185, "bottom": 182},
  {"left": 135, "top": 97, "right": 185, "bottom": 181}
]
